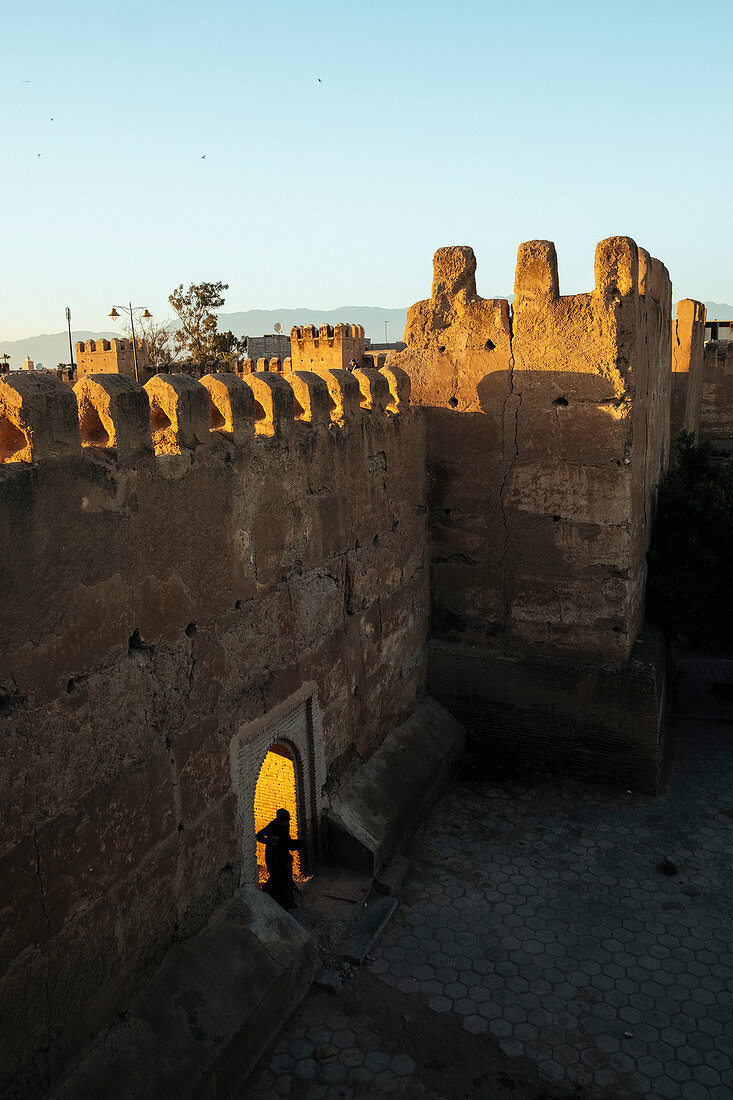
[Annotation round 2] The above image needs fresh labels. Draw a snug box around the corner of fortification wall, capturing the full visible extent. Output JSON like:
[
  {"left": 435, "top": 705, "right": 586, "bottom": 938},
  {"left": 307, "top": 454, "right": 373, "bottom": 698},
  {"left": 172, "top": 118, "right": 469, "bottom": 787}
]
[
  {"left": 393, "top": 235, "right": 672, "bottom": 791},
  {"left": 397, "top": 235, "right": 672, "bottom": 665}
]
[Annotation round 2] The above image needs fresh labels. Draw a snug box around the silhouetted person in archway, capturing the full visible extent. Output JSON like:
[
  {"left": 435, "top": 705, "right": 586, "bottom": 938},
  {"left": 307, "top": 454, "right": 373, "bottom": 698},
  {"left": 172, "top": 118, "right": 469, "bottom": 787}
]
[{"left": 256, "top": 808, "right": 302, "bottom": 911}]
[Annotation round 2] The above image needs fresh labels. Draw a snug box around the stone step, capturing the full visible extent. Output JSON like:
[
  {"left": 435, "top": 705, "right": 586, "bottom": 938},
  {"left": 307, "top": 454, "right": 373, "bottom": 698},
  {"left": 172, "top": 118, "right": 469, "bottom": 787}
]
[
  {"left": 344, "top": 895, "right": 398, "bottom": 964},
  {"left": 52, "top": 887, "right": 315, "bottom": 1100}
]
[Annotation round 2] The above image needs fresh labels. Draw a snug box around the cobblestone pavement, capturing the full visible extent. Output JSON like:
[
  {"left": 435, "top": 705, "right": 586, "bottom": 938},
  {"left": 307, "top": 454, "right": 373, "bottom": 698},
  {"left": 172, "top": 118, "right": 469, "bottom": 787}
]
[{"left": 245, "top": 653, "right": 733, "bottom": 1099}]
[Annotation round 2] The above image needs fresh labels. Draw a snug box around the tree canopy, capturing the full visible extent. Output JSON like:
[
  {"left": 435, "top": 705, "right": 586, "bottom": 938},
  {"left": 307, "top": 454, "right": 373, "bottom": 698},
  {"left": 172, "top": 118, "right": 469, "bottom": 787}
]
[{"left": 168, "top": 281, "right": 245, "bottom": 366}]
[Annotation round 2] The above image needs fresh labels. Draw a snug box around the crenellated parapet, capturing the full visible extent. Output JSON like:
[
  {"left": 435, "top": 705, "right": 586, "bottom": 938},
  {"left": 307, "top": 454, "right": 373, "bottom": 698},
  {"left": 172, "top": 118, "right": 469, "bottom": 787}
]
[
  {"left": 395, "top": 237, "right": 674, "bottom": 792},
  {"left": 399, "top": 238, "right": 672, "bottom": 657},
  {"left": 0, "top": 363, "right": 411, "bottom": 466},
  {"left": 0, "top": 345, "right": 422, "bottom": 1100},
  {"left": 290, "top": 322, "right": 367, "bottom": 372}
]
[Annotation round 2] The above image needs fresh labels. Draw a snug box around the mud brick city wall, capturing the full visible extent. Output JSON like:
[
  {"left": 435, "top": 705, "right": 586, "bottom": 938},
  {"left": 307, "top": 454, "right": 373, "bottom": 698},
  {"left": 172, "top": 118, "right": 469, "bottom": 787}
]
[
  {"left": 700, "top": 337, "right": 733, "bottom": 443},
  {"left": 0, "top": 365, "right": 426, "bottom": 1098},
  {"left": 670, "top": 299, "right": 706, "bottom": 444},
  {"left": 392, "top": 238, "right": 671, "bottom": 789}
]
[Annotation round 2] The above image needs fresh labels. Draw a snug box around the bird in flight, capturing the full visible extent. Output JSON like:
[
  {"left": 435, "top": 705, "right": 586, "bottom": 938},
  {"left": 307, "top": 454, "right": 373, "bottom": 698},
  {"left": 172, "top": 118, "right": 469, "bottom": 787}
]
[
  {"left": 201, "top": 154, "right": 206, "bottom": 159},
  {"left": 317, "top": 78, "right": 322, "bottom": 82}
]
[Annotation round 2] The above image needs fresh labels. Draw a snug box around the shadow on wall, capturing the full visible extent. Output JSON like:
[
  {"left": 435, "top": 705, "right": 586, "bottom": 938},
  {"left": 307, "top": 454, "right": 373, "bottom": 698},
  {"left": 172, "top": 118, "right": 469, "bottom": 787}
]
[{"left": 423, "top": 366, "right": 649, "bottom": 662}]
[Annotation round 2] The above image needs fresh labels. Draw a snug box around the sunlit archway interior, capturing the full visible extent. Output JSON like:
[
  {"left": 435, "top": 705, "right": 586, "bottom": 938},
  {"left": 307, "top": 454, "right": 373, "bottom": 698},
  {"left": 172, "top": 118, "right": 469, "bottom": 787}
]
[{"left": 253, "top": 743, "right": 301, "bottom": 883}]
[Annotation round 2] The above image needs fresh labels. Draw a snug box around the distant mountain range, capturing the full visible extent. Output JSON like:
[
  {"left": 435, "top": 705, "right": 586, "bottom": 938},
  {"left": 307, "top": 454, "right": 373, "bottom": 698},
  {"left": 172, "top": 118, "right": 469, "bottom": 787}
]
[
  {"left": 0, "top": 307, "right": 410, "bottom": 369},
  {"left": 3, "top": 301, "right": 732, "bottom": 370},
  {"left": 702, "top": 302, "right": 733, "bottom": 320},
  {"left": 0, "top": 330, "right": 121, "bottom": 370},
  {"left": 219, "top": 307, "right": 410, "bottom": 344}
]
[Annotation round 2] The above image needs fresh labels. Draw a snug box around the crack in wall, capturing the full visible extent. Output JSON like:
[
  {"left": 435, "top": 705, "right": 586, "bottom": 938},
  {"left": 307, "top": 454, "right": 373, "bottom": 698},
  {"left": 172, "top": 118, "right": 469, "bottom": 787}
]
[
  {"left": 497, "top": 306, "right": 520, "bottom": 638},
  {"left": 32, "top": 826, "right": 53, "bottom": 940}
]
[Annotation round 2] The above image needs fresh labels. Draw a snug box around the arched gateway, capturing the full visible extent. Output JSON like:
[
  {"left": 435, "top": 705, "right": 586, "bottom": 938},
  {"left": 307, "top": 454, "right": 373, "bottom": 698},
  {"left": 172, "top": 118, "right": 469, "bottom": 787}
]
[{"left": 230, "top": 683, "right": 327, "bottom": 886}]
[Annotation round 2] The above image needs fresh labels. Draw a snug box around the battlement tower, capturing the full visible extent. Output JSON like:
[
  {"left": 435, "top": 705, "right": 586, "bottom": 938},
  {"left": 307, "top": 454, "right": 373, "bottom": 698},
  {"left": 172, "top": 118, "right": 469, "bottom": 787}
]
[
  {"left": 75, "top": 338, "right": 149, "bottom": 381},
  {"left": 290, "top": 323, "right": 366, "bottom": 371}
]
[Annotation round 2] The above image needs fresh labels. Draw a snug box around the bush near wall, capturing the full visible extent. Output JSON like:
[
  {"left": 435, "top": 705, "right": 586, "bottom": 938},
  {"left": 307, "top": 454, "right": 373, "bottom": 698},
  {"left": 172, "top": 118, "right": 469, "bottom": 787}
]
[{"left": 647, "top": 432, "right": 733, "bottom": 654}]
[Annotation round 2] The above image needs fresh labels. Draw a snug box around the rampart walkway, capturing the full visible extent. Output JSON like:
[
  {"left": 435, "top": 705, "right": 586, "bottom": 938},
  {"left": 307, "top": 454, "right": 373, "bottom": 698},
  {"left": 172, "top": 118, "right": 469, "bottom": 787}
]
[{"left": 245, "top": 649, "right": 733, "bottom": 1098}]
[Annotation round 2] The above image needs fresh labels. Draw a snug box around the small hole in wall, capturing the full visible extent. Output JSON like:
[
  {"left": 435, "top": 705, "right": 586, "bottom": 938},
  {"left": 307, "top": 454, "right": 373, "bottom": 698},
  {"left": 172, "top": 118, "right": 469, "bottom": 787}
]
[
  {"left": 553, "top": 396, "right": 569, "bottom": 407},
  {"left": 185, "top": 622, "right": 198, "bottom": 638},
  {"left": 438, "top": 345, "right": 446, "bottom": 353},
  {"left": 485, "top": 339, "right": 496, "bottom": 351},
  {"left": 373, "top": 534, "right": 379, "bottom": 546},
  {"left": 128, "top": 629, "right": 145, "bottom": 653},
  {"left": 552, "top": 515, "right": 561, "bottom": 523},
  {"left": 235, "top": 600, "right": 242, "bottom": 610},
  {"left": 448, "top": 396, "right": 459, "bottom": 408},
  {"left": 254, "top": 400, "right": 267, "bottom": 422}
]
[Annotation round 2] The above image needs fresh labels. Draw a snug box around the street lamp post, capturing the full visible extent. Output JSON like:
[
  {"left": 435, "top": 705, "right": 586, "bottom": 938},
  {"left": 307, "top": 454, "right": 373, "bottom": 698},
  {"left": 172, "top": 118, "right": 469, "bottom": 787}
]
[
  {"left": 65, "top": 306, "right": 75, "bottom": 372},
  {"left": 109, "top": 302, "right": 152, "bottom": 384}
]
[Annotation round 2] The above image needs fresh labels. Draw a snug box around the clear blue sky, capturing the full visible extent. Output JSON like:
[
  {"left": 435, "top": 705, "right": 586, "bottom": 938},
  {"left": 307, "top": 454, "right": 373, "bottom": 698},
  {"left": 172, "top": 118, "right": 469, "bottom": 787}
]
[{"left": 1, "top": 0, "right": 731, "bottom": 339}]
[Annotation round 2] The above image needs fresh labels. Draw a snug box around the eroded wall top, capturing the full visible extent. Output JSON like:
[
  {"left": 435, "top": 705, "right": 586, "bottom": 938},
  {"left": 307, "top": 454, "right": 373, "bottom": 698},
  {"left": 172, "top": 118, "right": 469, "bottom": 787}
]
[{"left": 394, "top": 236, "right": 673, "bottom": 661}]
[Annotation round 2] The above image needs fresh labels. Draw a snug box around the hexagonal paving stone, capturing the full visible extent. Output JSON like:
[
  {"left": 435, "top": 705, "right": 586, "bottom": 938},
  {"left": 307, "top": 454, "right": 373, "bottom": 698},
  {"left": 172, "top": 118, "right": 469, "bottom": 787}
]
[{"left": 294, "top": 1058, "right": 318, "bottom": 1080}]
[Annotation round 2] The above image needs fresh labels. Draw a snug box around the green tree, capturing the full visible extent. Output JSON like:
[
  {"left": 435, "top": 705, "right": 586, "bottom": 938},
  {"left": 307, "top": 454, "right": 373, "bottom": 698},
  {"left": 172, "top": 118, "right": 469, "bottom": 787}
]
[
  {"left": 646, "top": 432, "right": 733, "bottom": 653},
  {"left": 168, "top": 281, "right": 245, "bottom": 366}
]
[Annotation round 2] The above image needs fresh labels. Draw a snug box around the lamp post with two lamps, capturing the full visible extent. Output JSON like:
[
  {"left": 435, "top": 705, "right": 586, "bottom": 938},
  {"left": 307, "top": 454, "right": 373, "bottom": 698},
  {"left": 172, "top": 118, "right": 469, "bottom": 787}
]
[{"left": 108, "top": 302, "right": 152, "bottom": 384}]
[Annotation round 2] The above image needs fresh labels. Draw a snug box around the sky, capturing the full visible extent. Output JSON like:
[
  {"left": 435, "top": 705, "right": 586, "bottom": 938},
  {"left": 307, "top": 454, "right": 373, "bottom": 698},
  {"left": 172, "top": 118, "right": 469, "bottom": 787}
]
[{"left": 1, "top": 0, "right": 731, "bottom": 340}]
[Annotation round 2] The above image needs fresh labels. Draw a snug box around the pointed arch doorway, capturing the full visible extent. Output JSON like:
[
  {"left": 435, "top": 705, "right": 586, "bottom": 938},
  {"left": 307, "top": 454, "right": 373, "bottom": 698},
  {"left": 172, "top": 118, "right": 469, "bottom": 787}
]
[{"left": 230, "top": 683, "right": 326, "bottom": 886}]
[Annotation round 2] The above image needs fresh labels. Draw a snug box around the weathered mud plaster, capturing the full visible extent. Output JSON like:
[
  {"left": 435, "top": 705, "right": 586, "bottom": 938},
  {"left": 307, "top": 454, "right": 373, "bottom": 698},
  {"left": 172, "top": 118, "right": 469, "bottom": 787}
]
[
  {"left": 0, "top": 366, "right": 428, "bottom": 1098},
  {"left": 700, "top": 337, "right": 733, "bottom": 445},
  {"left": 51, "top": 887, "right": 315, "bottom": 1100},
  {"left": 0, "top": 236, "right": 697, "bottom": 1095},
  {"left": 393, "top": 239, "right": 672, "bottom": 791},
  {"left": 670, "top": 299, "right": 706, "bottom": 444},
  {"left": 325, "top": 697, "right": 465, "bottom": 874}
]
